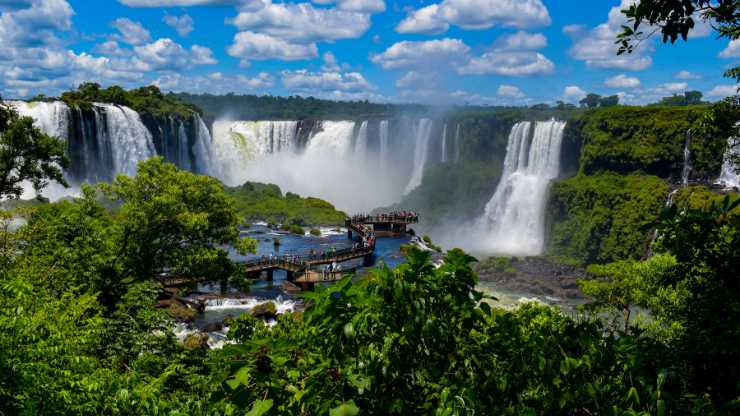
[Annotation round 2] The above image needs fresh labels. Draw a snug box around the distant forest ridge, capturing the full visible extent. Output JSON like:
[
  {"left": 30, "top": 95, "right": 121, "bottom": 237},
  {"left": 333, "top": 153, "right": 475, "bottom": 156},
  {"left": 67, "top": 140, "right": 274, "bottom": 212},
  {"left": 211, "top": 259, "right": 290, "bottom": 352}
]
[{"left": 174, "top": 92, "right": 591, "bottom": 122}]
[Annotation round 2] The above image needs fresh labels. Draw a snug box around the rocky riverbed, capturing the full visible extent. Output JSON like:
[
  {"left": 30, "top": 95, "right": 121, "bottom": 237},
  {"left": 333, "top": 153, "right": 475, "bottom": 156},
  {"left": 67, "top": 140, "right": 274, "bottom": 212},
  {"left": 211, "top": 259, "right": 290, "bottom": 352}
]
[{"left": 474, "top": 256, "right": 589, "bottom": 312}]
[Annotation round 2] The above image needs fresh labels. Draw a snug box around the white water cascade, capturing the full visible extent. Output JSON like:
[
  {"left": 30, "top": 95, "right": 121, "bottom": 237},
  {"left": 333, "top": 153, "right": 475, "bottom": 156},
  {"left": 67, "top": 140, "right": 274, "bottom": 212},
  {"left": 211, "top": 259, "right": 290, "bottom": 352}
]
[
  {"left": 454, "top": 123, "right": 461, "bottom": 162},
  {"left": 404, "top": 118, "right": 434, "bottom": 194},
  {"left": 477, "top": 120, "right": 566, "bottom": 255},
  {"left": 192, "top": 115, "right": 216, "bottom": 176},
  {"left": 681, "top": 133, "right": 692, "bottom": 187},
  {"left": 354, "top": 121, "right": 369, "bottom": 160},
  {"left": 8, "top": 100, "right": 70, "bottom": 140},
  {"left": 98, "top": 104, "right": 157, "bottom": 177},
  {"left": 441, "top": 123, "right": 448, "bottom": 163},
  {"left": 718, "top": 137, "right": 740, "bottom": 189},
  {"left": 379, "top": 120, "right": 389, "bottom": 172}
]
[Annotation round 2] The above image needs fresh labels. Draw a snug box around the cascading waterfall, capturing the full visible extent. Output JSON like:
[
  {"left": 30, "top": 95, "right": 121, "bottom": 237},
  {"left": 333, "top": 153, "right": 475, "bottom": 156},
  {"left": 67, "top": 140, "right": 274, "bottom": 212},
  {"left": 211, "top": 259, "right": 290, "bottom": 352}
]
[
  {"left": 453, "top": 123, "right": 461, "bottom": 162},
  {"left": 379, "top": 120, "right": 389, "bottom": 172},
  {"left": 681, "top": 132, "right": 692, "bottom": 187},
  {"left": 7, "top": 101, "right": 443, "bottom": 213},
  {"left": 8, "top": 101, "right": 70, "bottom": 140},
  {"left": 404, "top": 118, "right": 434, "bottom": 194},
  {"left": 98, "top": 104, "right": 157, "bottom": 177},
  {"left": 192, "top": 115, "right": 216, "bottom": 176},
  {"left": 718, "top": 137, "right": 740, "bottom": 189},
  {"left": 440, "top": 123, "right": 448, "bottom": 162},
  {"left": 177, "top": 120, "right": 192, "bottom": 172},
  {"left": 477, "top": 120, "right": 566, "bottom": 255},
  {"left": 354, "top": 121, "right": 368, "bottom": 160}
]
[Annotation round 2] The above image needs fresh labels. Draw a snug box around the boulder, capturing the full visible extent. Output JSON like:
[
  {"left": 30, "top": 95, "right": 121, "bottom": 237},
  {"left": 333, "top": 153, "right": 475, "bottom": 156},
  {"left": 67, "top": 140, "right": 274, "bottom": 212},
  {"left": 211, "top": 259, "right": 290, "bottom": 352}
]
[
  {"left": 250, "top": 301, "right": 277, "bottom": 319},
  {"left": 167, "top": 301, "right": 198, "bottom": 322},
  {"left": 183, "top": 333, "right": 210, "bottom": 350},
  {"left": 202, "top": 322, "right": 224, "bottom": 333}
]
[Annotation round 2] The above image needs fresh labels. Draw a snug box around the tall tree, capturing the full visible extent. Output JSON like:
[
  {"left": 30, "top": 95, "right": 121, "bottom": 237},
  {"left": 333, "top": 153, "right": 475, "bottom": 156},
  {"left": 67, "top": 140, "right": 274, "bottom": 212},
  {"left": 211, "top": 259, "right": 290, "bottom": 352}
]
[
  {"left": 100, "top": 157, "right": 256, "bottom": 281},
  {"left": 0, "top": 100, "right": 68, "bottom": 200},
  {"left": 580, "top": 93, "right": 602, "bottom": 108}
]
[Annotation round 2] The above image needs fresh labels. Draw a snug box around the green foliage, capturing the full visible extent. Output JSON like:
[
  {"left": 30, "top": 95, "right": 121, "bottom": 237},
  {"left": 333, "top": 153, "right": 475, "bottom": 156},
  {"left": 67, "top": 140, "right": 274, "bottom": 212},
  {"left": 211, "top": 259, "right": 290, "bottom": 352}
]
[
  {"left": 571, "top": 105, "right": 724, "bottom": 179},
  {"left": 0, "top": 157, "right": 261, "bottom": 414},
  {"left": 422, "top": 234, "right": 442, "bottom": 252},
  {"left": 176, "top": 92, "right": 419, "bottom": 120},
  {"left": 480, "top": 256, "right": 517, "bottom": 273},
  {"left": 226, "top": 181, "right": 346, "bottom": 226},
  {"left": 0, "top": 101, "right": 69, "bottom": 199},
  {"left": 654, "top": 91, "right": 705, "bottom": 106},
  {"left": 60, "top": 83, "right": 200, "bottom": 117},
  {"left": 581, "top": 255, "right": 682, "bottom": 336},
  {"left": 649, "top": 196, "right": 740, "bottom": 407},
  {"left": 673, "top": 185, "right": 740, "bottom": 214},
  {"left": 214, "top": 248, "right": 677, "bottom": 414},
  {"left": 309, "top": 227, "right": 321, "bottom": 236},
  {"left": 580, "top": 93, "right": 620, "bottom": 108},
  {"left": 694, "top": 96, "right": 740, "bottom": 173},
  {"left": 100, "top": 157, "right": 256, "bottom": 282},
  {"left": 548, "top": 173, "right": 669, "bottom": 264}
]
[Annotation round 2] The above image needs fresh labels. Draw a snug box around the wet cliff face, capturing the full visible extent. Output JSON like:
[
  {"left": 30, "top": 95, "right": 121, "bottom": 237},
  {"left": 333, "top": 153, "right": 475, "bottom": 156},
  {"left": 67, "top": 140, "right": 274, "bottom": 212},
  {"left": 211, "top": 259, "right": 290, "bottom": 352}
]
[
  {"left": 66, "top": 107, "right": 114, "bottom": 184},
  {"left": 140, "top": 113, "right": 198, "bottom": 173}
]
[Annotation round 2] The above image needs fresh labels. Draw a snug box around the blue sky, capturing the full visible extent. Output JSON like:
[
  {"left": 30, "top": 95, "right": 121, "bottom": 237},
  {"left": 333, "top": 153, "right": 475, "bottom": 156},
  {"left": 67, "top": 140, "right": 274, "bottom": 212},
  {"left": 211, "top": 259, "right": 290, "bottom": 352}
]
[{"left": 0, "top": 0, "right": 737, "bottom": 105}]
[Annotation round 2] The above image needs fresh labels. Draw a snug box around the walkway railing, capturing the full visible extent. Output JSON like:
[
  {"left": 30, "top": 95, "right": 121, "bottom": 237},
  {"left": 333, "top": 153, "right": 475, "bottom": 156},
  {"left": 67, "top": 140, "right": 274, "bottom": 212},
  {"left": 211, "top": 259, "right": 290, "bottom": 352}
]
[{"left": 161, "top": 212, "right": 416, "bottom": 287}]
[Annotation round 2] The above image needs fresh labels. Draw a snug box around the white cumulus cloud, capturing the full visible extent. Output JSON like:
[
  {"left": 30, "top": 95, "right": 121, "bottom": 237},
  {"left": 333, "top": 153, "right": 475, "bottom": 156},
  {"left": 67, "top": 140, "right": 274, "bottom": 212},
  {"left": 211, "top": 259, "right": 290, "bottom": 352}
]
[
  {"left": 227, "top": 31, "right": 318, "bottom": 64},
  {"left": 112, "top": 17, "right": 151, "bottom": 45},
  {"left": 133, "top": 38, "right": 216, "bottom": 70},
  {"left": 707, "top": 84, "right": 737, "bottom": 98},
  {"left": 370, "top": 38, "right": 470, "bottom": 69},
  {"left": 497, "top": 84, "right": 525, "bottom": 98},
  {"left": 397, "top": 0, "right": 550, "bottom": 35},
  {"left": 605, "top": 74, "right": 640, "bottom": 88},
  {"left": 228, "top": 0, "right": 370, "bottom": 43},
  {"left": 720, "top": 39, "right": 740, "bottom": 58},
  {"left": 675, "top": 70, "right": 701, "bottom": 80},
  {"left": 281, "top": 69, "right": 374, "bottom": 92},
  {"left": 566, "top": 0, "right": 653, "bottom": 71},
  {"left": 564, "top": 85, "right": 586, "bottom": 102},
  {"left": 119, "top": 0, "right": 248, "bottom": 6},
  {"left": 312, "top": 0, "right": 385, "bottom": 14},
  {"left": 457, "top": 51, "right": 554, "bottom": 76},
  {"left": 163, "top": 14, "right": 194, "bottom": 37},
  {"left": 495, "top": 31, "right": 547, "bottom": 50}
]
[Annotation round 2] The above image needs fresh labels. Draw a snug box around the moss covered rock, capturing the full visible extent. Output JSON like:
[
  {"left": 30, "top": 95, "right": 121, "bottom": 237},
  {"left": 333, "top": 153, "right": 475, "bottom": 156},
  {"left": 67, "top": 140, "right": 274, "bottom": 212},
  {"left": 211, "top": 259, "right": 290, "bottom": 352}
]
[
  {"left": 250, "top": 301, "right": 277, "bottom": 320},
  {"left": 183, "top": 333, "right": 210, "bottom": 350},
  {"left": 166, "top": 301, "right": 199, "bottom": 323}
]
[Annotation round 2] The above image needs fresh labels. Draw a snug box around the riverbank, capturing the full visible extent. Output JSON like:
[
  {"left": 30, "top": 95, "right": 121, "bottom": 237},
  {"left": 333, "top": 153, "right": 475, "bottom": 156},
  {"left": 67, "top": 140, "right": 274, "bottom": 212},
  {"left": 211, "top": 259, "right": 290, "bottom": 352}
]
[{"left": 474, "top": 256, "right": 588, "bottom": 312}]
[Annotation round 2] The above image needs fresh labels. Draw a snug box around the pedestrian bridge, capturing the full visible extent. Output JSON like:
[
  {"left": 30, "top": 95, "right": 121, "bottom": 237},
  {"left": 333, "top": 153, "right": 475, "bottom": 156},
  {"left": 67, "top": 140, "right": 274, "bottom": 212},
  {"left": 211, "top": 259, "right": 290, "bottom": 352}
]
[{"left": 161, "top": 212, "right": 418, "bottom": 290}]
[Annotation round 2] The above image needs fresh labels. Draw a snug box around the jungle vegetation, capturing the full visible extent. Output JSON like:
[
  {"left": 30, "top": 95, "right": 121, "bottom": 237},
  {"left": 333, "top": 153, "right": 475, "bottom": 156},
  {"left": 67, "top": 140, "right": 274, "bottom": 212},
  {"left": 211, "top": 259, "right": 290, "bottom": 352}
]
[{"left": 226, "top": 181, "right": 346, "bottom": 226}]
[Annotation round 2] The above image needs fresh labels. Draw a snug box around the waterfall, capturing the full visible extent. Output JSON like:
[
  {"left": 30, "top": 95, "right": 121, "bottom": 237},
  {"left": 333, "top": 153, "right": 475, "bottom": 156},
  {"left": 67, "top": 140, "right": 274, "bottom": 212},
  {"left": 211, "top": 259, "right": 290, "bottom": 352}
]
[
  {"left": 478, "top": 120, "right": 566, "bottom": 255},
  {"left": 213, "top": 121, "right": 299, "bottom": 160},
  {"left": 303, "top": 121, "right": 355, "bottom": 157},
  {"left": 718, "top": 137, "right": 740, "bottom": 189},
  {"left": 177, "top": 120, "right": 192, "bottom": 172},
  {"left": 441, "top": 123, "right": 448, "bottom": 163},
  {"left": 681, "top": 132, "right": 692, "bottom": 187},
  {"left": 354, "top": 121, "right": 368, "bottom": 160},
  {"left": 453, "top": 123, "right": 461, "bottom": 162},
  {"left": 97, "top": 104, "right": 157, "bottom": 177},
  {"left": 192, "top": 115, "right": 215, "bottom": 175},
  {"left": 379, "top": 120, "right": 389, "bottom": 172},
  {"left": 404, "top": 118, "right": 434, "bottom": 194},
  {"left": 8, "top": 101, "right": 70, "bottom": 140}
]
